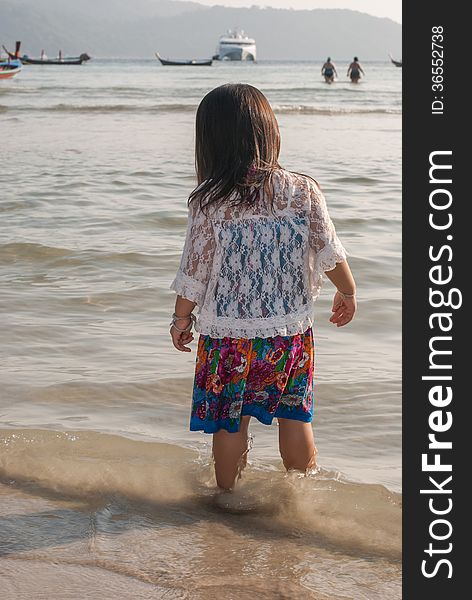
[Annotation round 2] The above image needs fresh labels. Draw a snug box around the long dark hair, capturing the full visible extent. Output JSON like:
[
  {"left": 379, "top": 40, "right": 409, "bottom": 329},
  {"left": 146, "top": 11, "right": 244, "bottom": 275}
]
[{"left": 189, "top": 83, "right": 282, "bottom": 216}]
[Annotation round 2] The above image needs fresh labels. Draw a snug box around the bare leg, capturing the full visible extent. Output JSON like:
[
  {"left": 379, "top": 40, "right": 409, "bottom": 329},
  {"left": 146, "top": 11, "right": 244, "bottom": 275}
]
[
  {"left": 212, "top": 415, "right": 251, "bottom": 491},
  {"left": 278, "top": 418, "right": 317, "bottom": 473}
]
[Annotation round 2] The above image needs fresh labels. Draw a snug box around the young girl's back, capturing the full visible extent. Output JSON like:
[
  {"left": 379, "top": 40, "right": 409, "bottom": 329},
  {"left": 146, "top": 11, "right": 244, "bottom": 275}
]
[
  {"left": 172, "top": 167, "right": 346, "bottom": 339},
  {"left": 169, "top": 83, "right": 356, "bottom": 491}
]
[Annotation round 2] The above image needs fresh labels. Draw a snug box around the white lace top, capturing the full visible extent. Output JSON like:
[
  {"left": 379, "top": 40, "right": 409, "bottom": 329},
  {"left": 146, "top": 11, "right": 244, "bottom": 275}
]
[{"left": 169, "top": 168, "right": 347, "bottom": 339}]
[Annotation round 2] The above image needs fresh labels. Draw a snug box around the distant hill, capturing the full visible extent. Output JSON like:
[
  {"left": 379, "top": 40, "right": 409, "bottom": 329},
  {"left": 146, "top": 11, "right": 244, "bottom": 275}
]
[{"left": 1, "top": 0, "right": 401, "bottom": 60}]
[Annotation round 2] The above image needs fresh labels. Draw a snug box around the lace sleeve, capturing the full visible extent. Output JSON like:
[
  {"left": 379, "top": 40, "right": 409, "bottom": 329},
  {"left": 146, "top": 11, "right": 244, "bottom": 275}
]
[
  {"left": 308, "top": 179, "right": 347, "bottom": 274},
  {"left": 169, "top": 201, "right": 215, "bottom": 306}
]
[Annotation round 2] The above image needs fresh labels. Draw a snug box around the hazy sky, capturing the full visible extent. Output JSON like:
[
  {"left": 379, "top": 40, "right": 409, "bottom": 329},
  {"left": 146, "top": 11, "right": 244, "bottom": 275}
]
[{"left": 188, "top": 1, "right": 402, "bottom": 23}]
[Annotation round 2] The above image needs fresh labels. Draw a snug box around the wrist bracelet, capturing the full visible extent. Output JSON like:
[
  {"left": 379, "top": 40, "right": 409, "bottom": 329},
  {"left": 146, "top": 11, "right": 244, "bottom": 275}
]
[
  {"left": 337, "top": 290, "right": 356, "bottom": 299},
  {"left": 173, "top": 312, "right": 192, "bottom": 320},
  {"left": 170, "top": 312, "right": 196, "bottom": 333}
]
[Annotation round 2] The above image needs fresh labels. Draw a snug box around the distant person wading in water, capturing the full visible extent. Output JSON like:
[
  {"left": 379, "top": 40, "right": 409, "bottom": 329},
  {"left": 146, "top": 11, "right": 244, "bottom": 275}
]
[
  {"left": 169, "top": 84, "right": 357, "bottom": 492},
  {"left": 347, "top": 56, "right": 365, "bottom": 83},
  {"left": 321, "top": 57, "right": 337, "bottom": 83}
]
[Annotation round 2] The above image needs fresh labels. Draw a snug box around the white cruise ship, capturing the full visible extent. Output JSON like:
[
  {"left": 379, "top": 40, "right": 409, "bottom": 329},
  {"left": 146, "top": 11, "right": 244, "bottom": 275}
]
[{"left": 214, "top": 29, "right": 256, "bottom": 62}]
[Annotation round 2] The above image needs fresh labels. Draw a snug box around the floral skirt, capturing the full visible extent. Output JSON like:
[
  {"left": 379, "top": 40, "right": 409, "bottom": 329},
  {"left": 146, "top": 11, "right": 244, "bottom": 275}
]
[{"left": 190, "top": 326, "right": 315, "bottom": 433}]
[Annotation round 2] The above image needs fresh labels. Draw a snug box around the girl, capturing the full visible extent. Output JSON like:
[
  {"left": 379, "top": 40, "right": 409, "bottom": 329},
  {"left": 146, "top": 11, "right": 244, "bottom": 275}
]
[{"left": 169, "top": 84, "right": 356, "bottom": 491}]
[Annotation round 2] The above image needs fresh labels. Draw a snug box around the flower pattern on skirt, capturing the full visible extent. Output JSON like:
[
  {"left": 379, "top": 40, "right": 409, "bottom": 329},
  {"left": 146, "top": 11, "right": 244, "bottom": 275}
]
[{"left": 190, "top": 327, "right": 315, "bottom": 433}]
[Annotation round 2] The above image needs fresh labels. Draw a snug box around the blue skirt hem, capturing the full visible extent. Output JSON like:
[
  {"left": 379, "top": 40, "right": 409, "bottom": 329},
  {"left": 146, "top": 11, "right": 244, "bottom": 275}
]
[{"left": 190, "top": 403, "right": 313, "bottom": 434}]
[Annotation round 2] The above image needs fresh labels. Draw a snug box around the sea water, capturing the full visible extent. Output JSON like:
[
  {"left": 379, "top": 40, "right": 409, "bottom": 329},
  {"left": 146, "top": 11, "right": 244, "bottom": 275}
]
[{"left": 1, "top": 59, "right": 401, "bottom": 599}]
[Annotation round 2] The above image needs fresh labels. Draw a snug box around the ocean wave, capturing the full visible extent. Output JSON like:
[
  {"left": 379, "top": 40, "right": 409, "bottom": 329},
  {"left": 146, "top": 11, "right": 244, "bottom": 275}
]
[
  {"left": 273, "top": 105, "right": 401, "bottom": 115},
  {"left": 0, "top": 103, "right": 196, "bottom": 113},
  {"left": 0, "top": 241, "right": 162, "bottom": 267},
  {"left": 0, "top": 241, "right": 72, "bottom": 262},
  {"left": 0, "top": 103, "right": 401, "bottom": 115},
  {"left": 333, "top": 175, "right": 383, "bottom": 184},
  {"left": 0, "top": 427, "right": 401, "bottom": 559}
]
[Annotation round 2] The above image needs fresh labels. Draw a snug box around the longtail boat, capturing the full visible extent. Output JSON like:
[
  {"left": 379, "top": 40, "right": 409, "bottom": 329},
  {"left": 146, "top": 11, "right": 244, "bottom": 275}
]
[
  {"left": 389, "top": 53, "right": 402, "bottom": 67},
  {"left": 3, "top": 41, "right": 91, "bottom": 65},
  {"left": 155, "top": 52, "right": 212, "bottom": 66},
  {"left": 0, "top": 58, "right": 22, "bottom": 79}
]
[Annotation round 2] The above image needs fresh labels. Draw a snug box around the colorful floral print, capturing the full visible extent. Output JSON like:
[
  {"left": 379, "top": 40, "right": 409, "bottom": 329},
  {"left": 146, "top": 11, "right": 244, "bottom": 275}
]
[{"left": 190, "top": 327, "right": 315, "bottom": 433}]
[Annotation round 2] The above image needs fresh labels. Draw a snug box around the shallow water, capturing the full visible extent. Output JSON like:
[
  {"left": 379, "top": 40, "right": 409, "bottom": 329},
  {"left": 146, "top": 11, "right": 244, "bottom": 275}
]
[
  {"left": 1, "top": 59, "right": 401, "bottom": 598},
  {"left": 0, "top": 428, "right": 401, "bottom": 599}
]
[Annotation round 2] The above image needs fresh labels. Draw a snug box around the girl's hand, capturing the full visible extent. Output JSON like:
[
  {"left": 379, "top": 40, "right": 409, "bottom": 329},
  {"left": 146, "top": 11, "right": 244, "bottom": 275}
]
[
  {"left": 170, "top": 317, "right": 195, "bottom": 352},
  {"left": 329, "top": 291, "right": 357, "bottom": 327}
]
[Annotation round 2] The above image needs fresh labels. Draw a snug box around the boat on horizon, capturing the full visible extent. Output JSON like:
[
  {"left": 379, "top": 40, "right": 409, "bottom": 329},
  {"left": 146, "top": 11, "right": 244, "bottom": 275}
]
[
  {"left": 0, "top": 58, "right": 22, "bottom": 79},
  {"left": 389, "top": 53, "right": 402, "bottom": 67},
  {"left": 213, "top": 29, "right": 256, "bottom": 62},
  {"left": 155, "top": 52, "right": 212, "bottom": 66},
  {"left": 3, "top": 41, "right": 91, "bottom": 65}
]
